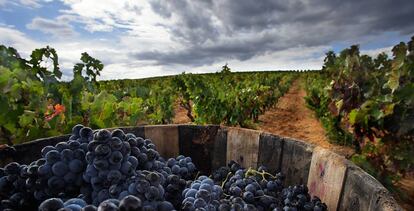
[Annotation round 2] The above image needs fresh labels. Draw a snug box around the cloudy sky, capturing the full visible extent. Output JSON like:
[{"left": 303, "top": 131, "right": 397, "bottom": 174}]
[{"left": 0, "top": 0, "right": 413, "bottom": 80}]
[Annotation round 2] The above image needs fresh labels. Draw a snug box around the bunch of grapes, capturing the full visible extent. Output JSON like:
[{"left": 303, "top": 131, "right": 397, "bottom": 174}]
[
  {"left": 281, "top": 186, "right": 327, "bottom": 211},
  {"left": 33, "top": 125, "right": 92, "bottom": 201},
  {"left": 211, "top": 160, "right": 242, "bottom": 184},
  {"left": 213, "top": 165, "right": 326, "bottom": 210},
  {"left": 181, "top": 176, "right": 223, "bottom": 210},
  {"left": 166, "top": 156, "right": 197, "bottom": 180},
  {"left": 129, "top": 136, "right": 161, "bottom": 171},
  {"left": 163, "top": 174, "right": 187, "bottom": 209},
  {"left": 82, "top": 128, "right": 141, "bottom": 205},
  {"left": 216, "top": 197, "right": 258, "bottom": 210},
  {"left": 0, "top": 125, "right": 93, "bottom": 210},
  {"left": 38, "top": 195, "right": 143, "bottom": 211},
  {"left": 121, "top": 171, "right": 176, "bottom": 210},
  {"left": 0, "top": 162, "right": 38, "bottom": 210}
]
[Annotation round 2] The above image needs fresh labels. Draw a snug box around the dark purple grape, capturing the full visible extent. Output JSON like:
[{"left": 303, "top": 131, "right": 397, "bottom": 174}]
[
  {"left": 52, "top": 161, "right": 69, "bottom": 177},
  {"left": 96, "top": 130, "right": 112, "bottom": 142},
  {"left": 80, "top": 127, "right": 94, "bottom": 139},
  {"left": 111, "top": 129, "right": 125, "bottom": 140},
  {"left": 39, "top": 198, "right": 64, "bottom": 211},
  {"left": 119, "top": 195, "right": 142, "bottom": 211}
]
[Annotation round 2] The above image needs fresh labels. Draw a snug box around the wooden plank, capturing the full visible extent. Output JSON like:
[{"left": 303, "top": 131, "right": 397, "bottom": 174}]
[
  {"left": 178, "top": 125, "right": 220, "bottom": 174},
  {"left": 226, "top": 128, "right": 261, "bottom": 168},
  {"left": 280, "top": 138, "right": 314, "bottom": 185},
  {"left": 0, "top": 145, "right": 16, "bottom": 167},
  {"left": 13, "top": 135, "right": 70, "bottom": 165},
  {"left": 144, "top": 125, "right": 179, "bottom": 159},
  {"left": 118, "top": 126, "right": 145, "bottom": 138},
  {"left": 258, "top": 133, "right": 284, "bottom": 174},
  {"left": 211, "top": 127, "right": 228, "bottom": 171},
  {"left": 338, "top": 164, "right": 403, "bottom": 211},
  {"left": 307, "top": 147, "right": 347, "bottom": 211}
]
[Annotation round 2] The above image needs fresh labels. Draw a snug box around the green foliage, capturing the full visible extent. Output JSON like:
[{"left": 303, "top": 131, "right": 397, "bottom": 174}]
[
  {"left": 172, "top": 73, "right": 195, "bottom": 121},
  {"left": 99, "top": 77, "right": 176, "bottom": 125},
  {"left": 0, "top": 45, "right": 295, "bottom": 146},
  {"left": 220, "top": 64, "right": 231, "bottom": 74},
  {"left": 73, "top": 52, "right": 103, "bottom": 83},
  {"left": 306, "top": 36, "right": 414, "bottom": 184},
  {"left": 145, "top": 81, "right": 175, "bottom": 124},
  {"left": 0, "top": 46, "right": 63, "bottom": 144},
  {"left": 172, "top": 69, "right": 296, "bottom": 127},
  {"left": 304, "top": 74, "right": 354, "bottom": 146},
  {"left": 0, "top": 45, "right": 153, "bottom": 144},
  {"left": 29, "top": 46, "right": 62, "bottom": 80}
]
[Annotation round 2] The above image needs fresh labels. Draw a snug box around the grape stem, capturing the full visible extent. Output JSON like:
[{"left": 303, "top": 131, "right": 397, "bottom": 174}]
[
  {"left": 245, "top": 167, "right": 277, "bottom": 181},
  {"left": 221, "top": 171, "right": 233, "bottom": 188},
  {"left": 194, "top": 171, "right": 200, "bottom": 180}
]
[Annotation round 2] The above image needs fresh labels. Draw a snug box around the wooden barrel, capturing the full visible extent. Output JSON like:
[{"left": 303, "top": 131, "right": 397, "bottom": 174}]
[{"left": 0, "top": 125, "right": 402, "bottom": 211}]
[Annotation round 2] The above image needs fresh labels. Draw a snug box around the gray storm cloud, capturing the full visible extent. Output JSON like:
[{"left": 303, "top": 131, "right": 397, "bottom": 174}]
[{"left": 132, "top": 0, "right": 414, "bottom": 66}]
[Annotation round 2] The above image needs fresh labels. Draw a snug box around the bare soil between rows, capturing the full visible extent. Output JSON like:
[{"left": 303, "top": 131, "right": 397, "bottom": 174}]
[
  {"left": 173, "top": 102, "right": 192, "bottom": 124},
  {"left": 257, "top": 80, "right": 354, "bottom": 157}
]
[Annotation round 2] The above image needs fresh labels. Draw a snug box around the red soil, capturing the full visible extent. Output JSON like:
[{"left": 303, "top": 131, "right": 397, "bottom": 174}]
[{"left": 257, "top": 80, "right": 354, "bottom": 157}]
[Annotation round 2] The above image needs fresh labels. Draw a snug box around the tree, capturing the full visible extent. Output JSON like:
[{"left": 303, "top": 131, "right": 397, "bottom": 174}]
[{"left": 221, "top": 64, "right": 231, "bottom": 74}]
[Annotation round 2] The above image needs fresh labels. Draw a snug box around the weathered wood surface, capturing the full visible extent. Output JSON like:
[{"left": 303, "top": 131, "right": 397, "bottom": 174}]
[
  {"left": 144, "top": 125, "right": 179, "bottom": 159},
  {"left": 227, "top": 128, "right": 261, "bottom": 168}
]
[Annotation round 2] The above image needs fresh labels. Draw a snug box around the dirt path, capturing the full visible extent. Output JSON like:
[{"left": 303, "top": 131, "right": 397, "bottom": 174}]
[
  {"left": 172, "top": 102, "right": 192, "bottom": 124},
  {"left": 257, "top": 80, "right": 354, "bottom": 157}
]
